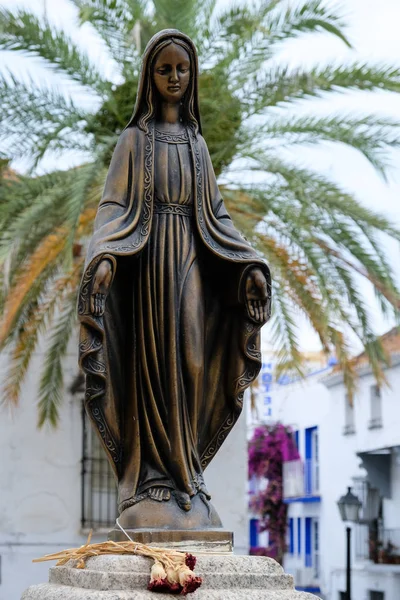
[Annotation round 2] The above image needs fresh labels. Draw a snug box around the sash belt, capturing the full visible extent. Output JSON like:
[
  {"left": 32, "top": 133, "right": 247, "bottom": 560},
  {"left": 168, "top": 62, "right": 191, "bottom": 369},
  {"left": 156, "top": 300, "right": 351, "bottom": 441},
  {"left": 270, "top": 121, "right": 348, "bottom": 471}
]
[{"left": 154, "top": 202, "right": 193, "bottom": 216}]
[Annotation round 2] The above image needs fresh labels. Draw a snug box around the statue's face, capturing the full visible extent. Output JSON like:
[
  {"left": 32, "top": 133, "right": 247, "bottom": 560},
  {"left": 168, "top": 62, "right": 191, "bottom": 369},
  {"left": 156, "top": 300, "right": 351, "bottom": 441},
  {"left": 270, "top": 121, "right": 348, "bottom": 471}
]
[{"left": 152, "top": 42, "right": 191, "bottom": 104}]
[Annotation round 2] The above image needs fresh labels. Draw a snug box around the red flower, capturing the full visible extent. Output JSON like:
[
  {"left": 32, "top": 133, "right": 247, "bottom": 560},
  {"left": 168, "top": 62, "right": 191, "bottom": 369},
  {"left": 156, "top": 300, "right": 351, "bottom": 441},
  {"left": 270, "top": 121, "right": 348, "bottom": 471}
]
[
  {"left": 177, "top": 566, "right": 202, "bottom": 595},
  {"left": 148, "top": 562, "right": 183, "bottom": 593},
  {"left": 147, "top": 578, "right": 183, "bottom": 594},
  {"left": 148, "top": 577, "right": 176, "bottom": 593},
  {"left": 185, "top": 553, "right": 197, "bottom": 570},
  {"left": 181, "top": 575, "right": 202, "bottom": 595}
]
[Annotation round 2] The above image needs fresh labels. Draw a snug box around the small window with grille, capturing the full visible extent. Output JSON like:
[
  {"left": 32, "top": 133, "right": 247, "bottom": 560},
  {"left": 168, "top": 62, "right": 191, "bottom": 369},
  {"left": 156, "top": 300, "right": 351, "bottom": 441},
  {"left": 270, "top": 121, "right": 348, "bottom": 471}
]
[
  {"left": 369, "top": 385, "right": 382, "bottom": 429},
  {"left": 369, "top": 591, "right": 384, "bottom": 600},
  {"left": 81, "top": 404, "right": 118, "bottom": 531},
  {"left": 343, "top": 393, "right": 355, "bottom": 435}
]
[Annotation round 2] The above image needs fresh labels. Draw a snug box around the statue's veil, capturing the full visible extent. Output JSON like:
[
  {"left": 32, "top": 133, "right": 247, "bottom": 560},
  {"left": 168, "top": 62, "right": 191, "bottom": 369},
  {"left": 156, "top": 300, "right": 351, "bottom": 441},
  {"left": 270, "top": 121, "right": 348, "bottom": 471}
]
[{"left": 125, "top": 29, "right": 202, "bottom": 134}]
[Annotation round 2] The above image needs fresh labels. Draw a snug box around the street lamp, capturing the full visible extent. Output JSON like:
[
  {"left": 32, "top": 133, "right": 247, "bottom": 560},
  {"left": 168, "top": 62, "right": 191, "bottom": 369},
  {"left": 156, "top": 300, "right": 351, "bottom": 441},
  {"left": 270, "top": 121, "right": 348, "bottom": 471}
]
[{"left": 337, "top": 487, "right": 362, "bottom": 600}]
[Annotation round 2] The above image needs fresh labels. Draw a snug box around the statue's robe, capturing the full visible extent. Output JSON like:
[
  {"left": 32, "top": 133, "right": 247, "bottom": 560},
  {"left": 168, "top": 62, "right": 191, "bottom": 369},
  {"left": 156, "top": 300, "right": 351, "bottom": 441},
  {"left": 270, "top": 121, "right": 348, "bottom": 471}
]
[{"left": 78, "top": 123, "right": 271, "bottom": 510}]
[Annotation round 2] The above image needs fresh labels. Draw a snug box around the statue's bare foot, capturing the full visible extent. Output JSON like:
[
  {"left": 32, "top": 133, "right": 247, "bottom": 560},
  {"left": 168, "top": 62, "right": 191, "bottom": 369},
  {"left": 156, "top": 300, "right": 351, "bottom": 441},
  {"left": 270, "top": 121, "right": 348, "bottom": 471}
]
[
  {"left": 174, "top": 491, "right": 192, "bottom": 511},
  {"left": 148, "top": 487, "right": 171, "bottom": 502}
]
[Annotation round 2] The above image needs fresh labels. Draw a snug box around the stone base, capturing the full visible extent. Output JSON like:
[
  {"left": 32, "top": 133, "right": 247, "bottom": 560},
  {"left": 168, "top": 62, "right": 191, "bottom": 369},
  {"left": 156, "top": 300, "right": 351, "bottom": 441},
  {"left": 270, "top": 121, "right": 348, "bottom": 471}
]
[
  {"left": 108, "top": 528, "right": 233, "bottom": 553},
  {"left": 21, "top": 555, "right": 321, "bottom": 599}
]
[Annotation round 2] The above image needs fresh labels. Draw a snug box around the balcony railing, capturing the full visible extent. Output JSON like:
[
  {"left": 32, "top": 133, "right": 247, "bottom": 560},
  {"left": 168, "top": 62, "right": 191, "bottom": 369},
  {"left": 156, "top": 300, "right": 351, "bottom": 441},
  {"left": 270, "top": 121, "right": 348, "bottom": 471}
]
[
  {"left": 283, "top": 459, "right": 320, "bottom": 499},
  {"left": 293, "top": 566, "right": 320, "bottom": 587},
  {"left": 373, "top": 529, "right": 400, "bottom": 565},
  {"left": 356, "top": 526, "right": 400, "bottom": 564}
]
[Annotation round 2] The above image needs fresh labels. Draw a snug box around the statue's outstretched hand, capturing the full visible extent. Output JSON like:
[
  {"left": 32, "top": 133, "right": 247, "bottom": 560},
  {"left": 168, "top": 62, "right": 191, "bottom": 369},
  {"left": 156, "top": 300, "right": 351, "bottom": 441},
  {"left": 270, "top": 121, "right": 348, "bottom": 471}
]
[
  {"left": 90, "top": 259, "right": 113, "bottom": 317},
  {"left": 245, "top": 268, "right": 269, "bottom": 324}
]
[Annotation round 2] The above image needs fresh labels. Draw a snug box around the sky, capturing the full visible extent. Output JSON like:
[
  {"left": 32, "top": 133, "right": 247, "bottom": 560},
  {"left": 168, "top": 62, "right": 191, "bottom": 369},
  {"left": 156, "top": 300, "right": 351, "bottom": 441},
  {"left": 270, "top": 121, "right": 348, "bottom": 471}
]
[{"left": 1, "top": 0, "right": 400, "bottom": 352}]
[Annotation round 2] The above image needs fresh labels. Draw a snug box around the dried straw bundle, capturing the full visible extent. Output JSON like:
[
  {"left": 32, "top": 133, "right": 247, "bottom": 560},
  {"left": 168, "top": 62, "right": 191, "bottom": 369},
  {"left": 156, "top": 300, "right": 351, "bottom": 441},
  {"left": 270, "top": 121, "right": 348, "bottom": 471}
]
[{"left": 33, "top": 532, "right": 202, "bottom": 595}]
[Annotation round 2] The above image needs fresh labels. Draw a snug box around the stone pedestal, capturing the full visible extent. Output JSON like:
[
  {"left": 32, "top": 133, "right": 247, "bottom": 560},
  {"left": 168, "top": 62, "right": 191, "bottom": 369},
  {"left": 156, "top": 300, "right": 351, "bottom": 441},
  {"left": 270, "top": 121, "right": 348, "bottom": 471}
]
[
  {"left": 108, "top": 528, "right": 233, "bottom": 554},
  {"left": 21, "top": 555, "right": 321, "bottom": 599}
]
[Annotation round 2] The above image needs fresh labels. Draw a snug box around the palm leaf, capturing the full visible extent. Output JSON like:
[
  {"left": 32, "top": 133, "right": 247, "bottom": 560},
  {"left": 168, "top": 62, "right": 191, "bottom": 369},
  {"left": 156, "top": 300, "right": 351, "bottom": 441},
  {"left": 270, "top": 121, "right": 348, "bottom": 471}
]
[
  {"left": 0, "top": 7, "right": 110, "bottom": 94},
  {"left": 1, "top": 0, "right": 400, "bottom": 423},
  {"left": 248, "top": 63, "right": 400, "bottom": 115},
  {"left": 0, "top": 230, "right": 67, "bottom": 345},
  {"left": 2, "top": 260, "right": 83, "bottom": 406},
  {"left": 37, "top": 286, "right": 79, "bottom": 427}
]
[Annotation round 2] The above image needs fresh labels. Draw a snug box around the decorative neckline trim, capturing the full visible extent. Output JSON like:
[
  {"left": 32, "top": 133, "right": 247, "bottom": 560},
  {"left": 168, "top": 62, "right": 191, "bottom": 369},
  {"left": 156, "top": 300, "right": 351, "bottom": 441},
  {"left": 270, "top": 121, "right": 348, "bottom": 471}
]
[{"left": 155, "top": 128, "right": 189, "bottom": 144}]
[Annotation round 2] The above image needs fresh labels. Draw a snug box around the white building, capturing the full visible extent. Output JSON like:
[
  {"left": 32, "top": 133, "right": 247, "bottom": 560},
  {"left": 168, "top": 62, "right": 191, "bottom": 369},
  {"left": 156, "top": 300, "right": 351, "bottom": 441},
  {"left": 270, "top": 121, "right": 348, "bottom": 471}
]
[
  {"left": 0, "top": 344, "right": 249, "bottom": 600},
  {"left": 248, "top": 328, "right": 400, "bottom": 600},
  {"left": 247, "top": 350, "right": 332, "bottom": 596}
]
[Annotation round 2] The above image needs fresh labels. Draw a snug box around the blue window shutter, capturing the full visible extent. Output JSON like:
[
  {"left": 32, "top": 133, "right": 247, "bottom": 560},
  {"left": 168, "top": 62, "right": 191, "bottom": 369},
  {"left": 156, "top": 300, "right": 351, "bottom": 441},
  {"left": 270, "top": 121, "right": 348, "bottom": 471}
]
[
  {"left": 294, "top": 430, "right": 299, "bottom": 450},
  {"left": 289, "top": 518, "right": 294, "bottom": 554},
  {"left": 305, "top": 427, "right": 314, "bottom": 459},
  {"left": 250, "top": 518, "right": 259, "bottom": 547},
  {"left": 297, "top": 518, "right": 301, "bottom": 555},
  {"left": 305, "top": 427, "right": 317, "bottom": 495},
  {"left": 305, "top": 517, "right": 312, "bottom": 567}
]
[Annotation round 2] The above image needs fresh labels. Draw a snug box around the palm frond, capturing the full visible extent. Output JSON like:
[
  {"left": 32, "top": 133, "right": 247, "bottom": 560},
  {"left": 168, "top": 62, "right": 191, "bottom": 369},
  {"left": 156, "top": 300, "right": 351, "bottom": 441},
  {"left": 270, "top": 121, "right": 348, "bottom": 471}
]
[
  {"left": 0, "top": 72, "right": 93, "bottom": 165},
  {"left": 314, "top": 237, "right": 400, "bottom": 309},
  {"left": 270, "top": 282, "right": 305, "bottom": 379},
  {"left": 152, "top": 0, "right": 205, "bottom": 39},
  {"left": 266, "top": 0, "right": 351, "bottom": 48},
  {"left": 247, "top": 63, "right": 400, "bottom": 115},
  {"left": 0, "top": 230, "right": 67, "bottom": 345},
  {"left": 37, "top": 287, "right": 79, "bottom": 428},
  {"left": 71, "top": 0, "right": 144, "bottom": 68},
  {"left": 246, "top": 113, "right": 400, "bottom": 175},
  {"left": 0, "top": 8, "right": 110, "bottom": 94},
  {"left": 2, "top": 260, "right": 83, "bottom": 406},
  {"left": 1, "top": 0, "right": 400, "bottom": 423},
  {"left": 257, "top": 233, "right": 331, "bottom": 349},
  {"left": 213, "top": 0, "right": 351, "bottom": 88}
]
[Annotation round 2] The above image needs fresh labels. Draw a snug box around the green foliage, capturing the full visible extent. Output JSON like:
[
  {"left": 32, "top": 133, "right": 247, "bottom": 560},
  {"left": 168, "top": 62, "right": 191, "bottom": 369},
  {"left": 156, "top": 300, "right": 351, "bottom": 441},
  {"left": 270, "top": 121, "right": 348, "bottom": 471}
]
[
  {"left": 0, "top": 7, "right": 110, "bottom": 93},
  {"left": 1, "top": 0, "right": 400, "bottom": 424}
]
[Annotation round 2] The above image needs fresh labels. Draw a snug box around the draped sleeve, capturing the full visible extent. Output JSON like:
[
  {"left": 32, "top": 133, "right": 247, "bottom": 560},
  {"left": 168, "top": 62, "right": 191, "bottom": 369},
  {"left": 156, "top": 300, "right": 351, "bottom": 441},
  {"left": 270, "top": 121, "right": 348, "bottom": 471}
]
[
  {"left": 83, "top": 126, "right": 153, "bottom": 270},
  {"left": 194, "top": 133, "right": 272, "bottom": 312}
]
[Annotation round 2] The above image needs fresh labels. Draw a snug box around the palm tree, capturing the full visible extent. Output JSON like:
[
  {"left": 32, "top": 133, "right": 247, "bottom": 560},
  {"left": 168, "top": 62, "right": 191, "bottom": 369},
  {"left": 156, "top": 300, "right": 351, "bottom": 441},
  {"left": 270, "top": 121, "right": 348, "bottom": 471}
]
[{"left": 1, "top": 0, "right": 400, "bottom": 426}]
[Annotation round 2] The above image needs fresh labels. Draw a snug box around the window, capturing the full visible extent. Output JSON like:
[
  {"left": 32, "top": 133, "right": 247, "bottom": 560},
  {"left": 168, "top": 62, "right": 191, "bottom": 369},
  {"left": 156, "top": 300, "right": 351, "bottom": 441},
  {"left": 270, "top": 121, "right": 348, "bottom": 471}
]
[
  {"left": 312, "top": 428, "right": 319, "bottom": 493},
  {"left": 297, "top": 517, "right": 302, "bottom": 556},
  {"left": 313, "top": 519, "right": 320, "bottom": 579},
  {"left": 305, "top": 517, "right": 319, "bottom": 573},
  {"left": 305, "top": 517, "right": 312, "bottom": 567},
  {"left": 249, "top": 518, "right": 259, "bottom": 547},
  {"left": 369, "top": 385, "right": 382, "bottom": 429},
  {"left": 305, "top": 426, "right": 319, "bottom": 495},
  {"left": 369, "top": 592, "right": 384, "bottom": 600},
  {"left": 289, "top": 518, "right": 294, "bottom": 554},
  {"left": 343, "top": 393, "right": 355, "bottom": 435},
  {"left": 81, "top": 404, "right": 118, "bottom": 530}
]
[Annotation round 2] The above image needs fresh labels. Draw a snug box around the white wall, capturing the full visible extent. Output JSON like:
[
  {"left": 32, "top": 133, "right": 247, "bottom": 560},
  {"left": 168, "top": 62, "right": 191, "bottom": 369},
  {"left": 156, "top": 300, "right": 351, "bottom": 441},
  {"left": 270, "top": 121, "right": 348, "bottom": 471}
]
[
  {"left": 206, "top": 410, "right": 249, "bottom": 554},
  {"left": 272, "top": 361, "right": 400, "bottom": 600},
  {"left": 385, "top": 450, "right": 400, "bottom": 530},
  {"left": 0, "top": 347, "right": 88, "bottom": 600},
  {"left": 272, "top": 377, "right": 360, "bottom": 597},
  {"left": 332, "top": 361, "right": 400, "bottom": 455},
  {"left": 326, "top": 364, "right": 400, "bottom": 532}
]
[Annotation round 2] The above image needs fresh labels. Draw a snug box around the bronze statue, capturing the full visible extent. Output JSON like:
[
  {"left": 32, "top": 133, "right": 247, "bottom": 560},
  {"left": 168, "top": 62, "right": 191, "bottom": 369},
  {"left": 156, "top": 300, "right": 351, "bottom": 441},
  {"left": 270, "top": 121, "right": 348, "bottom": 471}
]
[{"left": 78, "top": 29, "right": 271, "bottom": 534}]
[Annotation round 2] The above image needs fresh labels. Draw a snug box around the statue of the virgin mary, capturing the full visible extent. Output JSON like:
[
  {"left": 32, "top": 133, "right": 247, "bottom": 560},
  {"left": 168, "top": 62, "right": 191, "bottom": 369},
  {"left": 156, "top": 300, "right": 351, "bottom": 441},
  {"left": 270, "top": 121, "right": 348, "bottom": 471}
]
[{"left": 78, "top": 29, "right": 271, "bottom": 531}]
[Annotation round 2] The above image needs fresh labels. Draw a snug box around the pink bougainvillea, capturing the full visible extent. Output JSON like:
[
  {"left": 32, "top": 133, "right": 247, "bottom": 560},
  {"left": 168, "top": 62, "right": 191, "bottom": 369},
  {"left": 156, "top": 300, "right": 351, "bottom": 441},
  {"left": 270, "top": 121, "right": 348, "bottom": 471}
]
[{"left": 248, "top": 423, "right": 299, "bottom": 564}]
